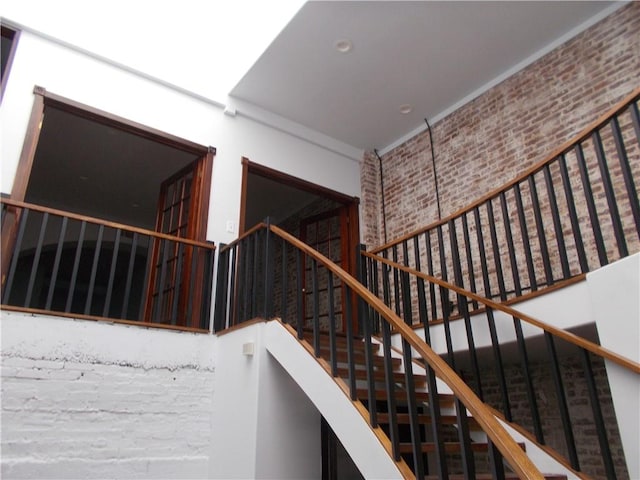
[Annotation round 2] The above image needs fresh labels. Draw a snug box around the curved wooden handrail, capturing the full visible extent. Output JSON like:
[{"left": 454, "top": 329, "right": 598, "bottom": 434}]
[
  {"left": 219, "top": 222, "right": 266, "bottom": 252},
  {"left": 363, "top": 250, "right": 640, "bottom": 374},
  {"left": 268, "top": 224, "right": 545, "bottom": 480},
  {"left": 1, "top": 198, "right": 216, "bottom": 250},
  {"left": 371, "top": 86, "right": 640, "bottom": 254}
]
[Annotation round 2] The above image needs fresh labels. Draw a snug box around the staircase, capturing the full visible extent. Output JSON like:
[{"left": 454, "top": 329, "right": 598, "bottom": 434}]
[
  {"left": 212, "top": 90, "right": 640, "bottom": 479},
  {"left": 303, "top": 331, "right": 568, "bottom": 480}
]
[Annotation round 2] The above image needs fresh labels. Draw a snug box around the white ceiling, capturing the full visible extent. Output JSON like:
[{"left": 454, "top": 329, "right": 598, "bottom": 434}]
[{"left": 231, "top": 1, "right": 619, "bottom": 151}]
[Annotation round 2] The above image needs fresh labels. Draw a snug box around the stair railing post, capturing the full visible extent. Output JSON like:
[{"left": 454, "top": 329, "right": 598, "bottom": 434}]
[
  {"left": 355, "top": 243, "right": 367, "bottom": 336},
  {"left": 263, "top": 217, "right": 274, "bottom": 319}
]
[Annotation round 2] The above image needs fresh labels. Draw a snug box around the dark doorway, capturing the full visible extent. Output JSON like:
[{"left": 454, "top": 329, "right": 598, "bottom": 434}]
[
  {"left": 2, "top": 88, "right": 215, "bottom": 328},
  {"left": 239, "top": 158, "right": 360, "bottom": 334}
]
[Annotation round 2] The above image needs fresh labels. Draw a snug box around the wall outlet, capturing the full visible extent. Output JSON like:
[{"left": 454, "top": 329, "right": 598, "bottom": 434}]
[{"left": 225, "top": 221, "right": 236, "bottom": 234}]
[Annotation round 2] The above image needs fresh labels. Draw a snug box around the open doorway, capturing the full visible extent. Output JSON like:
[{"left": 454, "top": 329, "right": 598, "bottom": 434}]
[
  {"left": 1, "top": 88, "right": 215, "bottom": 328},
  {"left": 239, "top": 158, "right": 360, "bottom": 334}
]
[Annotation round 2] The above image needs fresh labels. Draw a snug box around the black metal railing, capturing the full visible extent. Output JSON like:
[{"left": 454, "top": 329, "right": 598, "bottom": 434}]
[
  {"left": 214, "top": 221, "right": 544, "bottom": 480},
  {"left": 362, "top": 250, "right": 639, "bottom": 480},
  {"left": 371, "top": 89, "right": 640, "bottom": 315},
  {"left": 1, "top": 199, "right": 215, "bottom": 330}
]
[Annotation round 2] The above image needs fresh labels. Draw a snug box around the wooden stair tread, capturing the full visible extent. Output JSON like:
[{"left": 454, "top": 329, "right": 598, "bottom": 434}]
[
  {"left": 309, "top": 337, "right": 381, "bottom": 353},
  {"left": 357, "top": 388, "right": 455, "bottom": 406},
  {"left": 399, "top": 441, "right": 525, "bottom": 454},
  {"left": 335, "top": 366, "right": 427, "bottom": 386},
  {"left": 377, "top": 412, "right": 480, "bottom": 429},
  {"left": 319, "top": 347, "right": 400, "bottom": 367}
]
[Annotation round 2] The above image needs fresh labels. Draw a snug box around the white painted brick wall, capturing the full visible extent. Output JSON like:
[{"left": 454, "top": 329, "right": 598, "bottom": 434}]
[{"left": 1, "top": 313, "right": 216, "bottom": 479}]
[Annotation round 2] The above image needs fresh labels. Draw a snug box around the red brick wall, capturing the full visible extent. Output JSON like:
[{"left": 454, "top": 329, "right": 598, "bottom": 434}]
[{"left": 361, "top": 3, "right": 640, "bottom": 250}]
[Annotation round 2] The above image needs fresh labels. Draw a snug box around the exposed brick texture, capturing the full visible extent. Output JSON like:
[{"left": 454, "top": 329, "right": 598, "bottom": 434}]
[
  {"left": 476, "top": 354, "right": 629, "bottom": 480},
  {"left": 361, "top": 3, "right": 640, "bottom": 251}
]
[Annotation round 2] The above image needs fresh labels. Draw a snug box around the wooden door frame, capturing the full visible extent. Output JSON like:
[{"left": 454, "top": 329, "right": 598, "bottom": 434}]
[
  {"left": 7, "top": 86, "right": 214, "bottom": 219},
  {"left": 239, "top": 157, "right": 361, "bottom": 333},
  {"left": 2, "top": 85, "right": 215, "bottom": 291},
  {"left": 239, "top": 157, "right": 360, "bottom": 272}
]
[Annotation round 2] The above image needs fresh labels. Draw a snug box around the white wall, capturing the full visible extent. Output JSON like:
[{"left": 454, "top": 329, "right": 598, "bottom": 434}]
[
  {"left": 264, "top": 321, "right": 404, "bottom": 480},
  {"left": 1, "top": 312, "right": 216, "bottom": 479},
  {"left": 210, "top": 322, "right": 323, "bottom": 479},
  {"left": 0, "top": 28, "right": 362, "bottom": 246},
  {"left": 587, "top": 253, "right": 640, "bottom": 480}
]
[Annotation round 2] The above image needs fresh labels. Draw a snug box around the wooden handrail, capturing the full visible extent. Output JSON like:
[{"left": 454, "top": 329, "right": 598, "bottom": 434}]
[
  {"left": 219, "top": 221, "right": 266, "bottom": 252},
  {"left": 268, "top": 224, "right": 545, "bottom": 480},
  {"left": 363, "top": 250, "right": 640, "bottom": 374},
  {"left": 1, "top": 198, "right": 216, "bottom": 250},
  {"left": 371, "top": 86, "right": 640, "bottom": 254}
]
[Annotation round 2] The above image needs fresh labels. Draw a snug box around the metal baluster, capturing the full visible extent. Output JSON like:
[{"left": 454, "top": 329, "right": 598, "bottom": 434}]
[
  {"left": 473, "top": 207, "right": 493, "bottom": 300},
  {"left": 24, "top": 212, "right": 49, "bottom": 307},
  {"left": 436, "top": 225, "right": 450, "bottom": 317},
  {"left": 424, "top": 232, "right": 438, "bottom": 320},
  {"left": 449, "top": 219, "right": 483, "bottom": 399},
  {"left": 46, "top": 216, "right": 68, "bottom": 311},
  {"left": 558, "top": 154, "right": 589, "bottom": 273},
  {"left": 513, "top": 316, "right": 544, "bottom": 443},
  {"left": 380, "top": 307, "right": 399, "bottom": 460},
  {"left": 360, "top": 276, "right": 378, "bottom": 428},
  {"left": 461, "top": 212, "right": 479, "bottom": 310},
  {"left": 242, "top": 237, "right": 251, "bottom": 321},
  {"left": 84, "top": 224, "right": 104, "bottom": 315},
  {"left": 170, "top": 242, "right": 185, "bottom": 325},
  {"left": 487, "top": 199, "right": 507, "bottom": 300},
  {"left": 499, "top": 191, "right": 522, "bottom": 296},
  {"left": 529, "top": 174, "right": 554, "bottom": 287},
  {"left": 263, "top": 221, "right": 274, "bottom": 319},
  {"left": 545, "top": 333, "right": 579, "bottom": 470},
  {"left": 65, "top": 220, "right": 86, "bottom": 313},
  {"left": 296, "top": 249, "right": 304, "bottom": 339},
  {"left": 581, "top": 348, "right": 616, "bottom": 479},
  {"left": 486, "top": 308, "right": 512, "bottom": 421},
  {"left": 138, "top": 237, "right": 154, "bottom": 321},
  {"left": 344, "top": 285, "right": 357, "bottom": 400},
  {"left": 413, "top": 236, "right": 429, "bottom": 328},
  {"left": 281, "top": 238, "right": 288, "bottom": 322},
  {"left": 312, "top": 258, "right": 320, "bottom": 356},
  {"left": 400, "top": 270, "right": 425, "bottom": 479},
  {"left": 327, "top": 273, "right": 338, "bottom": 377},
  {"left": 3, "top": 208, "right": 30, "bottom": 303},
  {"left": 103, "top": 229, "right": 122, "bottom": 317},
  {"left": 610, "top": 116, "right": 640, "bottom": 238},
  {"left": 186, "top": 244, "right": 199, "bottom": 326},
  {"left": 213, "top": 245, "right": 229, "bottom": 332},
  {"left": 593, "top": 130, "right": 628, "bottom": 257},
  {"left": 543, "top": 164, "right": 571, "bottom": 280},
  {"left": 575, "top": 143, "right": 608, "bottom": 266},
  {"left": 251, "top": 231, "right": 259, "bottom": 317},
  {"left": 152, "top": 237, "right": 170, "bottom": 321},
  {"left": 229, "top": 245, "right": 239, "bottom": 326},
  {"left": 391, "top": 245, "right": 401, "bottom": 316},
  {"left": 200, "top": 247, "right": 215, "bottom": 329},
  {"left": 514, "top": 182, "right": 538, "bottom": 292},
  {"left": 487, "top": 441, "right": 506, "bottom": 480}
]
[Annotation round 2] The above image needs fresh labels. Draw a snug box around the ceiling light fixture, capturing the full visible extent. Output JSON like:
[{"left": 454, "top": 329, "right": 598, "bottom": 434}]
[
  {"left": 399, "top": 104, "right": 413, "bottom": 114},
  {"left": 334, "top": 39, "right": 353, "bottom": 53}
]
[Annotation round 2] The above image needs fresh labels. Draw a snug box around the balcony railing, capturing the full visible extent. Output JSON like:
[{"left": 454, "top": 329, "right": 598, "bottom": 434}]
[
  {"left": 1, "top": 198, "right": 215, "bottom": 331},
  {"left": 371, "top": 88, "right": 640, "bottom": 316}
]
